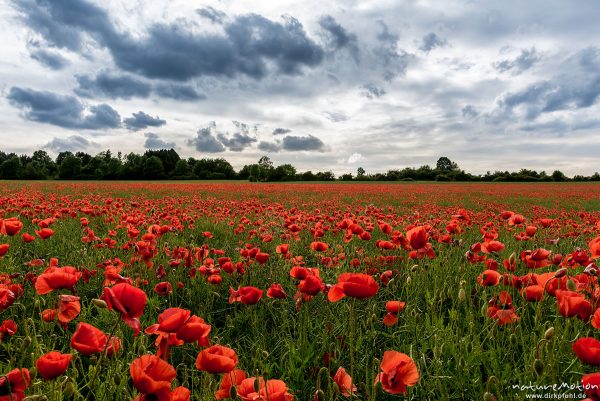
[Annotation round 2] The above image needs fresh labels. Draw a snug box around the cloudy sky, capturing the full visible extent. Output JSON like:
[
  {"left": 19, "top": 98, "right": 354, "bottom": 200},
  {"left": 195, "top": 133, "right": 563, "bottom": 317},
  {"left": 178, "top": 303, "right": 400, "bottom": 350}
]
[{"left": 1, "top": 0, "right": 600, "bottom": 175}]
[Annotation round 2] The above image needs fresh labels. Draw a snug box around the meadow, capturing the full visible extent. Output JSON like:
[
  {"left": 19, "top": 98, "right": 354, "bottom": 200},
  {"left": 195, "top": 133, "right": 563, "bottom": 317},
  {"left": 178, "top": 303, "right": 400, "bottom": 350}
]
[{"left": 1, "top": 181, "right": 600, "bottom": 401}]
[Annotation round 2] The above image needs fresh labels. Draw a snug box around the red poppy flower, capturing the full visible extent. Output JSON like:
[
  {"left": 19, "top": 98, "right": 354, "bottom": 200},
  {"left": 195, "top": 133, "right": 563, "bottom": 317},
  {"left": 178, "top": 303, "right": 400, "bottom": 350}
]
[
  {"left": 229, "top": 286, "right": 263, "bottom": 305},
  {"left": 170, "top": 386, "right": 191, "bottom": 401},
  {"left": 0, "top": 368, "right": 30, "bottom": 401},
  {"left": 215, "top": 369, "right": 246, "bottom": 400},
  {"left": 328, "top": 273, "right": 379, "bottom": 302},
  {"left": 41, "top": 309, "right": 57, "bottom": 322},
  {"left": 521, "top": 249, "right": 551, "bottom": 269},
  {"left": 156, "top": 308, "right": 191, "bottom": 333},
  {"left": 492, "top": 309, "right": 520, "bottom": 325},
  {"left": 276, "top": 244, "right": 289, "bottom": 254},
  {"left": 521, "top": 285, "right": 544, "bottom": 302},
  {"left": 57, "top": 295, "right": 81, "bottom": 324},
  {"left": 481, "top": 240, "right": 505, "bottom": 254},
  {"left": 333, "top": 367, "right": 356, "bottom": 397},
  {"left": 236, "top": 377, "right": 293, "bottom": 401},
  {"left": 590, "top": 236, "right": 600, "bottom": 259},
  {"left": 196, "top": 345, "right": 238, "bottom": 374},
  {"left": 70, "top": 322, "right": 119, "bottom": 356},
  {"left": 255, "top": 252, "right": 269, "bottom": 264},
  {"left": 176, "top": 315, "right": 211, "bottom": 347},
  {"left": 267, "top": 283, "right": 287, "bottom": 299},
  {"left": 22, "top": 233, "right": 35, "bottom": 243},
  {"left": 36, "top": 351, "right": 72, "bottom": 380},
  {"left": 102, "top": 283, "right": 147, "bottom": 335},
  {"left": 35, "top": 228, "right": 55, "bottom": 239},
  {"left": 297, "top": 274, "right": 323, "bottom": 296},
  {"left": 1, "top": 218, "right": 23, "bottom": 236},
  {"left": 477, "top": 270, "right": 501, "bottom": 286},
  {"left": 130, "top": 354, "right": 176, "bottom": 399},
  {"left": 34, "top": 266, "right": 82, "bottom": 295},
  {"left": 582, "top": 372, "right": 600, "bottom": 399},
  {"left": 573, "top": 338, "right": 600, "bottom": 366},
  {"left": 0, "top": 244, "right": 9, "bottom": 257},
  {"left": 407, "top": 226, "right": 429, "bottom": 249},
  {"left": 311, "top": 242, "right": 329, "bottom": 252},
  {"left": 386, "top": 301, "right": 406, "bottom": 314},
  {"left": 592, "top": 308, "right": 600, "bottom": 330},
  {"left": 154, "top": 282, "right": 173, "bottom": 296},
  {"left": 0, "top": 319, "right": 17, "bottom": 343},
  {"left": 555, "top": 290, "right": 592, "bottom": 320},
  {"left": 383, "top": 301, "right": 406, "bottom": 326},
  {"left": 375, "top": 351, "right": 419, "bottom": 395}
]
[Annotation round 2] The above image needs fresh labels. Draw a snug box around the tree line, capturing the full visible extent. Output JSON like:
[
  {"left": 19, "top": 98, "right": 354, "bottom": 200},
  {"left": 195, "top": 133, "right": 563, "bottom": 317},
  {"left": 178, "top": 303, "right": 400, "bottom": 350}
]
[{"left": 0, "top": 149, "right": 598, "bottom": 182}]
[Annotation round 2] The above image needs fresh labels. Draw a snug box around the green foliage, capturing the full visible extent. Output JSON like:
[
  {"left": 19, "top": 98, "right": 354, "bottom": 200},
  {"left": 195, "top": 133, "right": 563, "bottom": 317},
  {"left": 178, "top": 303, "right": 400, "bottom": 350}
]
[
  {"left": 58, "top": 155, "right": 82, "bottom": 179},
  {"left": 0, "top": 149, "right": 598, "bottom": 182}
]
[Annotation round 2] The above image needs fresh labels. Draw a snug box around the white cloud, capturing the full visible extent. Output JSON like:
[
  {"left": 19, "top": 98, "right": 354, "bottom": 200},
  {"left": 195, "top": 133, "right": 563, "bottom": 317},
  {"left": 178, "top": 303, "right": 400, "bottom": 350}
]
[{"left": 1, "top": 0, "right": 600, "bottom": 175}]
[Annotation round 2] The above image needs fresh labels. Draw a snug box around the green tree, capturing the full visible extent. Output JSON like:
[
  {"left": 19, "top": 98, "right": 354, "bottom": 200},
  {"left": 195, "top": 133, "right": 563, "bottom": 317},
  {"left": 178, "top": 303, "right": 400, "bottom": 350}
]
[
  {"left": 551, "top": 170, "right": 567, "bottom": 182},
  {"left": 271, "top": 164, "right": 297, "bottom": 181},
  {"left": 172, "top": 159, "right": 191, "bottom": 179},
  {"left": 143, "top": 156, "right": 165, "bottom": 178},
  {"left": 435, "top": 157, "right": 458, "bottom": 172},
  {"left": 0, "top": 156, "right": 22, "bottom": 179},
  {"left": 253, "top": 156, "right": 274, "bottom": 181},
  {"left": 58, "top": 155, "right": 82, "bottom": 179}
]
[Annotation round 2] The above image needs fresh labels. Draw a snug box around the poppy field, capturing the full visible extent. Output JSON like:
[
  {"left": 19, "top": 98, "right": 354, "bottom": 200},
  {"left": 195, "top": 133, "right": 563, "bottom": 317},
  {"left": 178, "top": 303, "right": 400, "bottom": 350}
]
[{"left": 2, "top": 181, "right": 600, "bottom": 401}]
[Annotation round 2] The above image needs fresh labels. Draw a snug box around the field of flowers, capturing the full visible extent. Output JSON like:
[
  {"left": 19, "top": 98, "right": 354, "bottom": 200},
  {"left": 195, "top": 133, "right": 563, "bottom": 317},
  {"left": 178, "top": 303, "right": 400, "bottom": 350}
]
[{"left": 2, "top": 181, "right": 600, "bottom": 401}]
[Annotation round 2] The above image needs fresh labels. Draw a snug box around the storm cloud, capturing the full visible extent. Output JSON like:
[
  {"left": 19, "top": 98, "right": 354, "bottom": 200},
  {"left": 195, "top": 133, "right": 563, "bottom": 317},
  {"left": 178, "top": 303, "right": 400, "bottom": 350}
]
[
  {"left": 272, "top": 128, "right": 292, "bottom": 135},
  {"left": 13, "top": 0, "right": 325, "bottom": 81},
  {"left": 123, "top": 111, "right": 166, "bottom": 131},
  {"left": 45, "top": 135, "right": 97, "bottom": 152},
  {"left": 494, "top": 48, "right": 541, "bottom": 74},
  {"left": 4, "top": 0, "right": 600, "bottom": 176},
  {"left": 319, "top": 15, "right": 359, "bottom": 62},
  {"left": 144, "top": 132, "right": 175, "bottom": 149},
  {"left": 186, "top": 123, "right": 226, "bottom": 153},
  {"left": 419, "top": 33, "right": 447, "bottom": 52},
  {"left": 282, "top": 135, "right": 325, "bottom": 151},
  {"left": 29, "top": 48, "right": 68, "bottom": 70},
  {"left": 75, "top": 71, "right": 151, "bottom": 99},
  {"left": 7, "top": 87, "right": 121, "bottom": 129}
]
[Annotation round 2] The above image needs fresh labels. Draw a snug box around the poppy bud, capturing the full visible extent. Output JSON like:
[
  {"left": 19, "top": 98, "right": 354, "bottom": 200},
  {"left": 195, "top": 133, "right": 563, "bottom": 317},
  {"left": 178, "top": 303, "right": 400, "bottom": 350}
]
[
  {"left": 34, "top": 299, "right": 41, "bottom": 309},
  {"left": 374, "top": 380, "right": 383, "bottom": 394},
  {"left": 262, "top": 350, "right": 269, "bottom": 358},
  {"left": 92, "top": 299, "right": 108, "bottom": 309},
  {"left": 584, "top": 264, "right": 598, "bottom": 276},
  {"left": 566, "top": 279, "right": 577, "bottom": 291},
  {"left": 29, "top": 366, "right": 37, "bottom": 379},
  {"left": 254, "top": 376, "right": 261, "bottom": 393},
  {"left": 229, "top": 385, "right": 237, "bottom": 399},
  {"left": 313, "top": 389, "right": 325, "bottom": 401},
  {"left": 20, "top": 336, "right": 31, "bottom": 354},
  {"left": 406, "top": 276, "right": 412, "bottom": 284},
  {"left": 483, "top": 392, "right": 496, "bottom": 401},
  {"left": 410, "top": 265, "right": 419, "bottom": 272},
  {"left": 458, "top": 288, "right": 466, "bottom": 302},
  {"left": 554, "top": 268, "right": 568, "bottom": 278},
  {"left": 533, "top": 359, "right": 544, "bottom": 377},
  {"left": 114, "top": 373, "right": 121, "bottom": 385},
  {"left": 544, "top": 327, "right": 555, "bottom": 341},
  {"left": 63, "top": 379, "right": 75, "bottom": 397}
]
